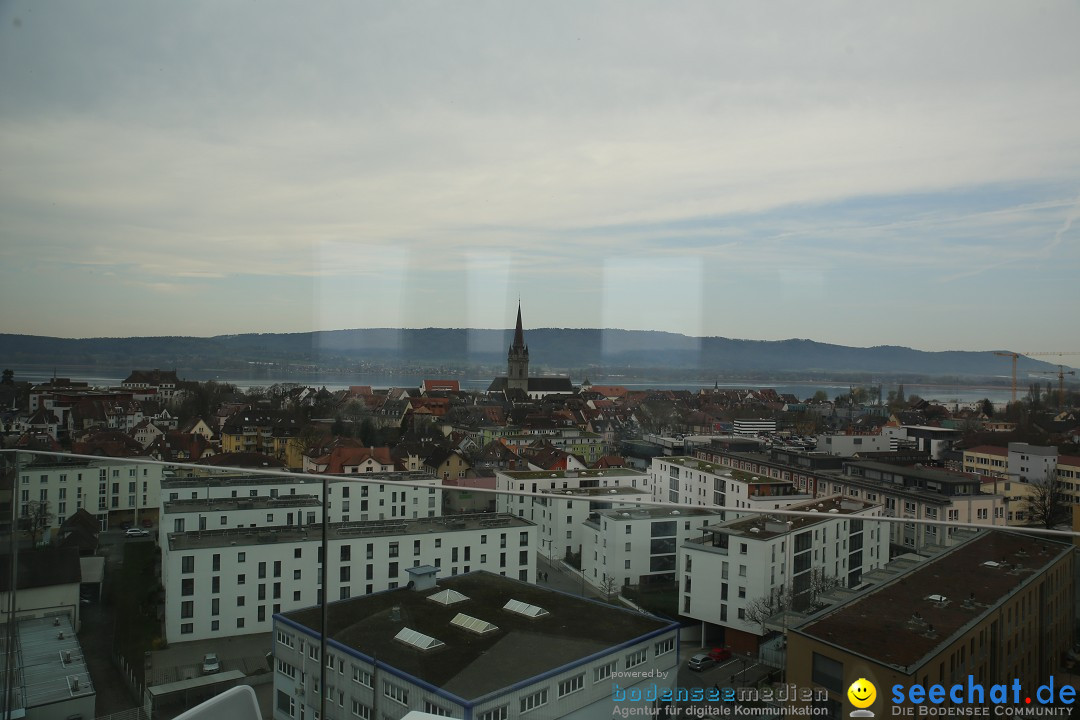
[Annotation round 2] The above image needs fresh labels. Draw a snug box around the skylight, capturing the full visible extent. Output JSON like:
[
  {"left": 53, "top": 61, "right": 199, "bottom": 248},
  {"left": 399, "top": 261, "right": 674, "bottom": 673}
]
[
  {"left": 503, "top": 599, "right": 549, "bottom": 618},
  {"left": 451, "top": 613, "right": 498, "bottom": 635},
  {"left": 394, "top": 627, "right": 444, "bottom": 651},
  {"left": 427, "top": 589, "right": 469, "bottom": 606}
]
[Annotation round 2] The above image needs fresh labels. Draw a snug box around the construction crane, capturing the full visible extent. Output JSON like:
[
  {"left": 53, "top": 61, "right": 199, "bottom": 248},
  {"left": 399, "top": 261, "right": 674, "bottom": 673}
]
[
  {"left": 1035, "top": 364, "right": 1077, "bottom": 408},
  {"left": 992, "top": 351, "right": 1080, "bottom": 404}
]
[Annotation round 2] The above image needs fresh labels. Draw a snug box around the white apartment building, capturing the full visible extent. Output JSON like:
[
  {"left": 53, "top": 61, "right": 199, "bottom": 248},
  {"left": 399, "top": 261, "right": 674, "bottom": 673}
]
[
  {"left": 581, "top": 507, "right": 722, "bottom": 593},
  {"left": 681, "top": 496, "right": 889, "bottom": 654},
  {"left": 648, "top": 456, "right": 812, "bottom": 516},
  {"left": 1008, "top": 442, "right": 1059, "bottom": 482},
  {"left": 160, "top": 471, "right": 443, "bottom": 527},
  {"left": 163, "top": 513, "right": 536, "bottom": 643},
  {"left": 528, "top": 486, "right": 652, "bottom": 561},
  {"left": 271, "top": 570, "right": 679, "bottom": 720},
  {"left": 814, "top": 432, "right": 892, "bottom": 456},
  {"left": 16, "top": 456, "right": 166, "bottom": 533},
  {"left": 733, "top": 419, "right": 776, "bottom": 436}
]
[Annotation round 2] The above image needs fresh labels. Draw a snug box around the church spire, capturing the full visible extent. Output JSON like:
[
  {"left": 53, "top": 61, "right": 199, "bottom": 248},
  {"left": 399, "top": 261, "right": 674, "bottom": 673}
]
[
  {"left": 507, "top": 301, "right": 530, "bottom": 391},
  {"left": 512, "top": 301, "right": 526, "bottom": 350}
]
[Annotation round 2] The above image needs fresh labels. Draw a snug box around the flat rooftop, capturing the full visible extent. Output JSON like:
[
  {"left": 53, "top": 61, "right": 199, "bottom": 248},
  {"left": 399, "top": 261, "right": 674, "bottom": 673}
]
[
  {"left": 539, "top": 486, "right": 649, "bottom": 498},
  {"left": 162, "top": 471, "right": 437, "bottom": 489},
  {"left": 168, "top": 513, "right": 532, "bottom": 551},
  {"left": 595, "top": 507, "right": 724, "bottom": 521},
  {"left": 163, "top": 495, "right": 323, "bottom": 514},
  {"left": 497, "top": 468, "right": 645, "bottom": 480},
  {"left": 17, "top": 616, "right": 94, "bottom": 710},
  {"left": 691, "top": 496, "right": 879, "bottom": 541},
  {"left": 279, "top": 571, "right": 676, "bottom": 700},
  {"left": 796, "top": 532, "right": 1073, "bottom": 671}
]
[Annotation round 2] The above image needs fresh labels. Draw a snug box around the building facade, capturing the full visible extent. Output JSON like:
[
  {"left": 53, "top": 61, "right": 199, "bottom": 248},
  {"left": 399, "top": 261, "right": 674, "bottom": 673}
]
[
  {"left": 271, "top": 571, "right": 679, "bottom": 720},
  {"left": 163, "top": 514, "right": 537, "bottom": 642}
]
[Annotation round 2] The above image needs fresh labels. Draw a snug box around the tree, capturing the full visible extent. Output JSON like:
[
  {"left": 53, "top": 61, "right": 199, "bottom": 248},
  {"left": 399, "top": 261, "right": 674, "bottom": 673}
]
[
  {"left": 1024, "top": 471, "right": 1068, "bottom": 529},
  {"left": 20, "top": 500, "right": 54, "bottom": 546},
  {"left": 1, "top": 369, "right": 13, "bottom": 385},
  {"left": 811, "top": 390, "right": 829, "bottom": 403},
  {"left": 742, "top": 587, "right": 792, "bottom": 633},
  {"left": 980, "top": 398, "right": 994, "bottom": 418},
  {"left": 600, "top": 575, "right": 619, "bottom": 601}
]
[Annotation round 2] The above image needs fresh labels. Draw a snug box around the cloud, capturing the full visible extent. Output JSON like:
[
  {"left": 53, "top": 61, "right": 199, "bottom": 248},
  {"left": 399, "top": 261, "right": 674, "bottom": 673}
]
[{"left": 1, "top": 1, "right": 1079, "bottom": 349}]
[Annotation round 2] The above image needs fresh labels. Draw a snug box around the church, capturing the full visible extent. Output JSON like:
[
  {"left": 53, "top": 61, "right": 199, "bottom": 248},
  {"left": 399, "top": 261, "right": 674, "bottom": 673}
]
[{"left": 486, "top": 303, "right": 575, "bottom": 399}]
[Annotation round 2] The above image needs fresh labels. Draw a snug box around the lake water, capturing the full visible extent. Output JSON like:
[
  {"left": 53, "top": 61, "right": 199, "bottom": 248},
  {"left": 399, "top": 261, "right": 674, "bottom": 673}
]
[{"left": 6, "top": 365, "right": 1017, "bottom": 407}]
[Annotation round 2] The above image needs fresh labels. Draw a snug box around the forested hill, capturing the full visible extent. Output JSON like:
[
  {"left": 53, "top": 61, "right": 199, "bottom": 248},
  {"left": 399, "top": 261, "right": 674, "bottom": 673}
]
[{"left": 0, "top": 329, "right": 1065, "bottom": 379}]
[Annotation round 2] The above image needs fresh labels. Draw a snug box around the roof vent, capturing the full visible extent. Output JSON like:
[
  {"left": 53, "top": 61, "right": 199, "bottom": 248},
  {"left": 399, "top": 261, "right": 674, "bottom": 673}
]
[
  {"left": 749, "top": 527, "right": 760, "bottom": 533},
  {"left": 53, "top": 617, "right": 61, "bottom": 627},
  {"left": 927, "top": 594, "right": 948, "bottom": 604},
  {"left": 63, "top": 650, "right": 72, "bottom": 664},
  {"left": 57, "top": 632, "right": 64, "bottom": 640}
]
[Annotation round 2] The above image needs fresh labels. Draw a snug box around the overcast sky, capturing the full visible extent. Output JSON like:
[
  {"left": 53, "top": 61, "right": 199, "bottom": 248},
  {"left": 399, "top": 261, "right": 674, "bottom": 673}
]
[{"left": 1, "top": 2, "right": 1078, "bottom": 352}]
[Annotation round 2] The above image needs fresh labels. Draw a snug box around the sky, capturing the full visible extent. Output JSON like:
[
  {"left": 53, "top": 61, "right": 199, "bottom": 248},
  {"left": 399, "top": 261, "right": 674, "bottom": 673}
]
[{"left": 1, "top": 2, "right": 1078, "bottom": 352}]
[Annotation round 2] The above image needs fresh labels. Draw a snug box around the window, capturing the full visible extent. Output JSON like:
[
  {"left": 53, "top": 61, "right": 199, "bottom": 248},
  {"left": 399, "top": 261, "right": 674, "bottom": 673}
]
[
  {"left": 181, "top": 578, "right": 194, "bottom": 596},
  {"left": 558, "top": 674, "right": 584, "bottom": 697},
  {"left": 383, "top": 681, "right": 408, "bottom": 706},
  {"left": 654, "top": 638, "right": 674, "bottom": 656},
  {"left": 212, "top": 553, "right": 220, "bottom": 571},
  {"left": 238, "top": 552, "right": 246, "bottom": 563},
  {"left": 424, "top": 700, "right": 453, "bottom": 717},
  {"left": 594, "top": 662, "right": 616, "bottom": 682},
  {"left": 351, "top": 701, "right": 371, "bottom": 719},
  {"left": 626, "top": 648, "right": 647, "bottom": 668},
  {"left": 520, "top": 689, "right": 548, "bottom": 713},
  {"left": 341, "top": 545, "right": 351, "bottom": 561},
  {"left": 479, "top": 707, "right": 508, "bottom": 720},
  {"left": 352, "top": 666, "right": 372, "bottom": 687},
  {"left": 182, "top": 555, "right": 194, "bottom": 573},
  {"left": 181, "top": 623, "right": 193, "bottom": 635},
  {"left": 181, "top": 601, "right": 193, "bottom": 618}
]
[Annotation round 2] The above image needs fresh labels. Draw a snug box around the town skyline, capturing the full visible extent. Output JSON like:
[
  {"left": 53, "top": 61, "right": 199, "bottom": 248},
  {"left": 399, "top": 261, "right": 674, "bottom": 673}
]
[{"left": 2, "top": 2, "right": 1079, "bottom": 351}]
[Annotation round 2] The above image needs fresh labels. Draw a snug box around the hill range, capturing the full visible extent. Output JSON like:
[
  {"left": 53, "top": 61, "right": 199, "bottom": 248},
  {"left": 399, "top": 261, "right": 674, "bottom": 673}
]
[{"left": 0, "top": 329, "right": 1070, "bottom": 382}]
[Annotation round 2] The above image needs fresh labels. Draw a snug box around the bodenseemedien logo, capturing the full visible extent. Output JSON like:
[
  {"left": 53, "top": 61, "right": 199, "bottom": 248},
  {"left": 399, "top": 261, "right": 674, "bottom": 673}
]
[{"left": 848, "top": 678, "right": 877, "bottom": 718}]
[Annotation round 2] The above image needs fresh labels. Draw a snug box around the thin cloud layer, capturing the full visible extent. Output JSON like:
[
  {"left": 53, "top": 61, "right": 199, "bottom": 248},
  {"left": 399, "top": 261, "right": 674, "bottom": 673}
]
[{"left": 0, "top": 1, "right": 1078, "bottom": 350}]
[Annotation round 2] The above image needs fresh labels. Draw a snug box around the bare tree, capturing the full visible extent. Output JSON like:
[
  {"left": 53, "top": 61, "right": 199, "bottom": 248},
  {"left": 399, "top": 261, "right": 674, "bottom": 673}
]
[
  {"left": 743, "top": 587, "right": 792, "bottom": 633},
  {"left": 600, "top": 575, "right": 619, "bottom": 601},
  {"left": 20, "top": 500, "right": 54, "bottom": 546},
  {"left": 1024, "top": 471, "right": 1068, "bottom": 529}
]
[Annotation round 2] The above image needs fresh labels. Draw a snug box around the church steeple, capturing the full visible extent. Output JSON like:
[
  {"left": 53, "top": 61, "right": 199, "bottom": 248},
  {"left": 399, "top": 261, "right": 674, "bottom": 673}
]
[
  {"left": 507, "top": 301, "right": 530, "bottom": 391},
  {"left": 512, "top": 302, "right": 526, "bottom": 351}
]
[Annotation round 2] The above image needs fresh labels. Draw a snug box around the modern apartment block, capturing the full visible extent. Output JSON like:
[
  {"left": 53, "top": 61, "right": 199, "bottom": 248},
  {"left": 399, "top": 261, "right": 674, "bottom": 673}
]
[
  {"left": 693, "top": 444, "right": 1006, "bottom": 554},
  {"left": 581, "top": 507, "right": 722, "bottom": 593},
  {"left": 495, "top": 467, "right": 651, "bottom": 511},
  {"left": 681, "top": 496, "right": 889, "bottom": 654},
  {"left": 160, "top": 471, "right": 443, "bottom": 527},
  {"left": 529, "top": 486, "right": 652, "bottom": 561},
  {"left": 648, "top": 456, "right": 811, "bottom": 516},
  {"left": 15, "top": 456, "right": 166, "bottom": 532},
  {"left": 271, "top": 570, "right": 679, "bottom": 720},
  {"left": 786, "top": 532, "right": 1075, "bottom": 717},
  {"left": 964, "top": 443, "right": 1080, "bottom": 511},
  {"left": 162, "top": 513, "right": 536, "bottom": 642}
]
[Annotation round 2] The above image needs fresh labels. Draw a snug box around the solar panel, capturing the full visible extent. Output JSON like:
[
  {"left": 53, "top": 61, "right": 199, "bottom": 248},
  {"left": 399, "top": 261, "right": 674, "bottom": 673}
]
[
  {"left": 394, "top": 627, "right": 444, "bottom": 651},
  {"left": 450, "top": 613, "right": 498, "bottom": 635},
  {"left": 502, "top": 599, "right": 549, "bottom": 618}
]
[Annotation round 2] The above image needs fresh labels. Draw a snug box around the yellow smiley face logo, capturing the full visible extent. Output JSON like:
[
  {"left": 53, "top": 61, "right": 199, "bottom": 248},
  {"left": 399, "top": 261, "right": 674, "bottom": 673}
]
[{"left": 847, "top": 678, "right": 877, "bottom": 709}]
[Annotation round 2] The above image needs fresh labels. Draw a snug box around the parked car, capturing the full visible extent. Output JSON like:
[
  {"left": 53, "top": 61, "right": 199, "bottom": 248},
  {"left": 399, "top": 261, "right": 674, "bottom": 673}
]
[
  {"left": 202, "top": 653, "right": 221, "bottom": 674},
  {"left": 124, "top": 527, "right": 149, "bottom": 538},
  {"left": 687, "top": 653, "right": 716, "bottom": 671},
  {"left": 141, "top": 518, "right": 153, "bottom": 528},
  {"left": 708, "top": 647, "right": 732, "bottom": 662}
]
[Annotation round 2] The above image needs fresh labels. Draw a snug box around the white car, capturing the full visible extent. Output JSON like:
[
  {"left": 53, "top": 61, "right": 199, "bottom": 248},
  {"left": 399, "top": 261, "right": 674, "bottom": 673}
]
[
  {"left": 202, "top": 653, "right": 221, "bottom": 674},
  {"left": 124, "top": 527, "right": 150, "bottom": 538}
]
